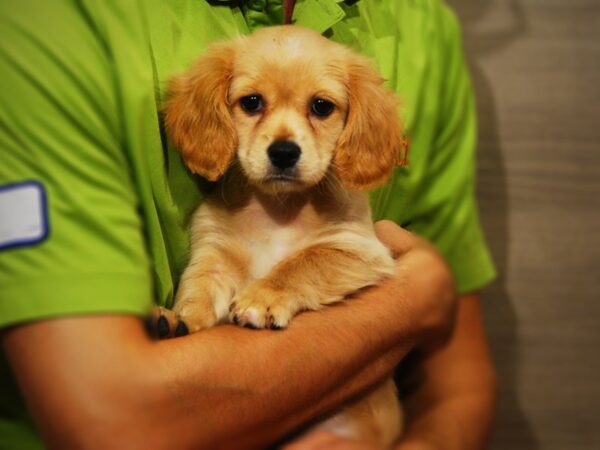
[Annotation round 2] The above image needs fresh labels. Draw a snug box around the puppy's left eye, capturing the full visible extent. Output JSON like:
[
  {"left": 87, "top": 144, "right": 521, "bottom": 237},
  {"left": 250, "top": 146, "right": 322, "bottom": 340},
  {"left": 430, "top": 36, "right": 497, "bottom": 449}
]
[
  {"left": 311, "top": 98, "right": 335, "bottom": 117},
  {"left": 240, "top": 94, "right": 264, "bottom": 114}
]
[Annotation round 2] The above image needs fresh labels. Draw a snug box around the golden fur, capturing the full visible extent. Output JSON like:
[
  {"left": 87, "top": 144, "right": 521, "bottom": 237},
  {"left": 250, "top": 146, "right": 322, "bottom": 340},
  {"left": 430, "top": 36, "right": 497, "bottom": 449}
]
[{"left": 165, "top": 25, "right": 405, "bottom": 445}]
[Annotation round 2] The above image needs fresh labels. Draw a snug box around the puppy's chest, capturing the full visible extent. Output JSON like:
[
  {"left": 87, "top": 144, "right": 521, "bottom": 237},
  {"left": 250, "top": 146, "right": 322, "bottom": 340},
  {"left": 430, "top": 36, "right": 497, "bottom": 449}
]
[
  {"left": 241, "top": 223, "right": 310, "bottom": 279},
  {"left": 229, "top": 207, "right": 321, "bottom": 279}
]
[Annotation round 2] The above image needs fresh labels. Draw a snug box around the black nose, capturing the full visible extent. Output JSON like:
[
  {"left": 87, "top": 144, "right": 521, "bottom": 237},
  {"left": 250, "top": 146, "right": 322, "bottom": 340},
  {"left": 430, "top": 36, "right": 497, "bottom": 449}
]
[{"left": 267, "top": 140, "right": 301, "bottom": 170}]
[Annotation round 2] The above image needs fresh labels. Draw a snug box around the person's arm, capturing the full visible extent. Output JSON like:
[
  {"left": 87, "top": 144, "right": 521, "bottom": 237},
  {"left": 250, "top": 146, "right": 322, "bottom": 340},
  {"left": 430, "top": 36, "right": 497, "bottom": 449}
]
[
  {"left": 394, "top": 293, "right": 496, "bottom": 450},
  {"left": 280, "top": 294, "right": 496, "bottom": 450},
  {"left": 390, "top": 5, "right": 498, "bottom": 447},
  {"left": 2, "top": 222, "right": 456, "bottom": 450}
]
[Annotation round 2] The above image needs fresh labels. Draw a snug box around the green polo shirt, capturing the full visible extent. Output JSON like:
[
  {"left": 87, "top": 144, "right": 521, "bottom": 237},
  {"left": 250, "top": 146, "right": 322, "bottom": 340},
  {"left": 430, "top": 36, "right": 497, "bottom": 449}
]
[{"left": 0, "top": 0, "right": 495, "bottom": 447}]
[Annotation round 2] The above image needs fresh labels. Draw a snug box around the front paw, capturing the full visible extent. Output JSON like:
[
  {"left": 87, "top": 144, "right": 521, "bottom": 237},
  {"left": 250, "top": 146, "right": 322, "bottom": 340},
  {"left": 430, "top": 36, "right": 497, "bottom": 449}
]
[
  {"left": 229, "top": 283, "right": 301, "bottom": 329},
  {"left": 147, "top": 306, "right": 190, "bottom": 339},
  {"left": 173, "top": 297, "right": 219, "bottom": 333}
]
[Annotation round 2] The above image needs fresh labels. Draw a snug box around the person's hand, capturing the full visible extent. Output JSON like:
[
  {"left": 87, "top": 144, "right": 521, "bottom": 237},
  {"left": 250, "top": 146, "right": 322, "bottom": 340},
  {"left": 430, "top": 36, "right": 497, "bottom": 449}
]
[
  {"left": 282, "top": 430, "right": 384, "bottom": 450},
  {"left": 394, "top": 440, "right": 439, "bottom": 450},
  {"left": 282, "top": 430, "right": 440, "bottom": 450},
  {"left": 373, "top": 220, "right": 457, "bottom": 348}
]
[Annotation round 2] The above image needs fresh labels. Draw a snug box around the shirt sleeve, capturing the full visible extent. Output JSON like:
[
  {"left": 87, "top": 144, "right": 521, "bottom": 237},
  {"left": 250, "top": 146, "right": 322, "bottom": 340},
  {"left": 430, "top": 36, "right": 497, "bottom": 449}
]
[
  {"left": 0, "top": 1, "right": 153, "bottom": 328},
  {"left": 406, "top": 4, "right": 497, "bottom": 294}
]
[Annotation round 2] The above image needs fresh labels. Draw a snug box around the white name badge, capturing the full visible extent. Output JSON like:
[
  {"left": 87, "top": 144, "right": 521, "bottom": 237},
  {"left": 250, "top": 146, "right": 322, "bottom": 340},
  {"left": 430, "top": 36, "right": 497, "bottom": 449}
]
[{"left": 0, "top": 181, "right": 49, "bottom": 250}]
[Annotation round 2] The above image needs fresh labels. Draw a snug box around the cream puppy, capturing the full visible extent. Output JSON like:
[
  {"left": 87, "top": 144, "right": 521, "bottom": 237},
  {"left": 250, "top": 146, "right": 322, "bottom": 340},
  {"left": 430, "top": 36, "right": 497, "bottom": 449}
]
[{"left": 164, "top": 25, "right": 406, "bottom": 445}]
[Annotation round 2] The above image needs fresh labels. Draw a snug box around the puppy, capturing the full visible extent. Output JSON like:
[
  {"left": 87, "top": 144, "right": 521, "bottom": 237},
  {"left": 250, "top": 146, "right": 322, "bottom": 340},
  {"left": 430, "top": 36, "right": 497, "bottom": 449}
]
[{"left": 164, "top": 25, "right": 406, "bottom": 445}]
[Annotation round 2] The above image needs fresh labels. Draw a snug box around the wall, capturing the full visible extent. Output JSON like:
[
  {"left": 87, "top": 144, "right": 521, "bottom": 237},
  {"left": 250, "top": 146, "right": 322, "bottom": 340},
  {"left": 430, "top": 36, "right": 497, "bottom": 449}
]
[{"left": 446, "top": 1, "right": 600, "bottom": 448}]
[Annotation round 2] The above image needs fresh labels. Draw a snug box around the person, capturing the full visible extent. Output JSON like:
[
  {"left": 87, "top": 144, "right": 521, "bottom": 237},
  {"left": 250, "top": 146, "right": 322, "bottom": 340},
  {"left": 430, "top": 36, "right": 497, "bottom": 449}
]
[{"left": 0, "top": 0, "right": 497, "bottom": 449}]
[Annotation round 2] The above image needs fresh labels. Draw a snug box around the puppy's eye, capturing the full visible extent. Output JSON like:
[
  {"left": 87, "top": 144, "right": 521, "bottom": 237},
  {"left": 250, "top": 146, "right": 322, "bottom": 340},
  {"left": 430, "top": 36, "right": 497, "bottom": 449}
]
[
  {"left": 240, "top": 94, "right": 264, "bottom": 114},
  {"left": 311, "top": 98, "right": 334, "bottom": 117}
]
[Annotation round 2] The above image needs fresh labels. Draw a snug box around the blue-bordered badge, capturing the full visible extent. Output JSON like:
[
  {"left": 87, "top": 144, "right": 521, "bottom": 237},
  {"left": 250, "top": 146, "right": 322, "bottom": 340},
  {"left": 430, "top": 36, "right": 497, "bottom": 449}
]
[{"left": 0, "top": 180, "right": 49, "bottom": 250}]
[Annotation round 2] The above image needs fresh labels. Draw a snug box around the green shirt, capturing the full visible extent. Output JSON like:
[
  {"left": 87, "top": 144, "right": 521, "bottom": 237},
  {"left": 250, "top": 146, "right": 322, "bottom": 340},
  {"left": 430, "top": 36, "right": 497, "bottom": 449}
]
[{"left": 0, "top": 0, "right": 496, "bottom": 447}]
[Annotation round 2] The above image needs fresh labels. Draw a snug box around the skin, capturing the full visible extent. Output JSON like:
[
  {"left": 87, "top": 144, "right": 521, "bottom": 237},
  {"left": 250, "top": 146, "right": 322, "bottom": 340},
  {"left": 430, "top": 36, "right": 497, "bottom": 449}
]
[
  {"left": 395, "top": 293, "right": 497, "bottom": 450},
  {"left": 2, "top": 221, "right": 457, "bottom": 450},
  {"left": 284, "top": 293, "right": 497, "bottom": 450}
]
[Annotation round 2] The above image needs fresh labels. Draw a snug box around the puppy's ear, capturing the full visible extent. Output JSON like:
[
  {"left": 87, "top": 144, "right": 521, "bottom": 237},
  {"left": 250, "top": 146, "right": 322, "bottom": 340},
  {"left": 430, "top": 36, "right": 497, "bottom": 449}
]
[
  {"left": 165, "top": 43, "right": 237, "bottom": 181},
  {"left": 334, "top": 56, "right": 405, "bottom": 190}
]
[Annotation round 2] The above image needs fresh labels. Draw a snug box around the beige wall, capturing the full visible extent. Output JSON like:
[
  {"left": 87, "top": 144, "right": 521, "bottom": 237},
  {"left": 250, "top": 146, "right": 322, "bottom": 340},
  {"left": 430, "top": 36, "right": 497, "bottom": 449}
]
[{"left": 445, "top": 1, "right": 600, "bottom": 448}]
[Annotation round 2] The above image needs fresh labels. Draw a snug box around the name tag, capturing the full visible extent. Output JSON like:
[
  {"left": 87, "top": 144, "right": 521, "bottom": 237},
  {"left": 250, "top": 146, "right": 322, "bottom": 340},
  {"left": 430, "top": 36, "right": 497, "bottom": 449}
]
[{"left": 0, "top": 181, "right": 49, "bottom": 250}]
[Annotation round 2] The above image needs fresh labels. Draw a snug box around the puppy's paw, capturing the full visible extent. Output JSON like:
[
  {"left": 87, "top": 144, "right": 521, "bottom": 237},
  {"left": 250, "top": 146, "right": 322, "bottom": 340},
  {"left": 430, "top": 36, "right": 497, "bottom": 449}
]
[
  {"left": 229, "top": 284, "right": 300, "bottom": 329},
  {"left": 147, "top": 306, "right": 189, "bottom": 339},
  {"left": 172, "top": 297, "right": 219, "bottom": 333}
]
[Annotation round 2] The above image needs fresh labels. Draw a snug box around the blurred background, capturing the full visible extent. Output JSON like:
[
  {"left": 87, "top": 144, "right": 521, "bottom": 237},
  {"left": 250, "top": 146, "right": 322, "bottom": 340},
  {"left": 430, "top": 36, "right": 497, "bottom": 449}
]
[{"left": 446, "top": 0, "right": 600, "bottom": 448}]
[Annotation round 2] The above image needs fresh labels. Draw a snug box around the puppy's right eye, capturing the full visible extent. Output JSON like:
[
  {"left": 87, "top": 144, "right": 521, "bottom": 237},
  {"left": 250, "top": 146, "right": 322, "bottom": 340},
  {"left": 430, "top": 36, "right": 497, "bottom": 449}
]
[
  {"left": 240, "top": 95, "right": 264, "bottom": 114},
  {"left": 311, "top": 98, "right": 335, "bottom": 117}
]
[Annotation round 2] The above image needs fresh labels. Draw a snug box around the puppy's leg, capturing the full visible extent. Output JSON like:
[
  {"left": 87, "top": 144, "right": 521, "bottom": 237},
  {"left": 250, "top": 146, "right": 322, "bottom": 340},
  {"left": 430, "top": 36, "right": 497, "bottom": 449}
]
[
  {"left": 230, "top": 229, "right": 394, "bottom": 329},
  {"left": 174, "top": 244, "right": 249, "bottom": 333},
  {"left": 316, "top": 378, "right": 403, "bottom": 446}
]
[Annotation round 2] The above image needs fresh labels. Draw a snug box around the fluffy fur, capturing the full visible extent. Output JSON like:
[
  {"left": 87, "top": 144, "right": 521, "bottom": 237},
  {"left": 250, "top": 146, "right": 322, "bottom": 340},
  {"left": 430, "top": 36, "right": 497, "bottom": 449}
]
[{"left": 164, "top": 25, "right": 406, "bottom": 445}]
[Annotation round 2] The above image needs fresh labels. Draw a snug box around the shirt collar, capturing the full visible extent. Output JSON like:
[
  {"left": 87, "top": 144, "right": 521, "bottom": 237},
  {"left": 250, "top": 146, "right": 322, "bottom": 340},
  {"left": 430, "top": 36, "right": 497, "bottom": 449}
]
[
  {"left": 205, "top": 0, "right": 360, "bottom": 7},
  {"left": 206, "top": 0, "right": 357, "bottom": 34}
]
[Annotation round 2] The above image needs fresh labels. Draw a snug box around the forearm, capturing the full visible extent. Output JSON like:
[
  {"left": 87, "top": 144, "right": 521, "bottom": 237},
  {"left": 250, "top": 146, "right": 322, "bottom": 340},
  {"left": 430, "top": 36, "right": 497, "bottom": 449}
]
[
  {"left": 4, "top": 300, "right": 409, "bottom": 450},
  {"left": 396, "top": 395, "right": 495, "bottom": 450},
  {"left": 396, "top": 294, "right": 497, "bottom": 450},
  {"left": 153, "top": 302, "right": 413, "bottom": 450},
  {"left": 148, "top": 229, "right": 453, "bottom": 449},
  {"left": 4, "top": 222, "right": 455, "bottom": 450}
]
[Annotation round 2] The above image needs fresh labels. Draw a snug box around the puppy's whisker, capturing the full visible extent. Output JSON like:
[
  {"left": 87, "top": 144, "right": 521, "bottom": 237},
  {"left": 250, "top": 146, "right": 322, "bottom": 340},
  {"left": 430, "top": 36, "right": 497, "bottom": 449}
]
[
  {"left": 219, "top": 159, "right": 251, "bottom": 206},
  {"left": 323, "top": 169, "right": 348, "bottom": 201},
  {"left": 275, "top": 190, "right": 289, "bottom": 207}
]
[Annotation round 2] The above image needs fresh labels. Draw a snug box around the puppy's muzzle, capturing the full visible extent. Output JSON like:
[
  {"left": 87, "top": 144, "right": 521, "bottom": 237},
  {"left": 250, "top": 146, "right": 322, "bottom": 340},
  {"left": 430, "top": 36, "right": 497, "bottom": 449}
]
[{"left": 267, "top": 140, "right": 301, "bottom": 170}]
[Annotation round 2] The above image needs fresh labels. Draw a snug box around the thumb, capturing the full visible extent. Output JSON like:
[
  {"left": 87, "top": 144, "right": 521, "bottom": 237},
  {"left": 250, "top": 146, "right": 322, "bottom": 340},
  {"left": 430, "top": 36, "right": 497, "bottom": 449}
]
[{"left": 374, "top": 220, "right": 420, "bottom": 256}]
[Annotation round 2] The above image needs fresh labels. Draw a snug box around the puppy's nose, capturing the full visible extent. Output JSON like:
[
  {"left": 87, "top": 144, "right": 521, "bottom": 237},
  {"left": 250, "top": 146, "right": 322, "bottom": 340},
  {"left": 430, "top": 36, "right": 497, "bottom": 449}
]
[{"left": 267, "top": 140, "right": 301, "bottom": 170}]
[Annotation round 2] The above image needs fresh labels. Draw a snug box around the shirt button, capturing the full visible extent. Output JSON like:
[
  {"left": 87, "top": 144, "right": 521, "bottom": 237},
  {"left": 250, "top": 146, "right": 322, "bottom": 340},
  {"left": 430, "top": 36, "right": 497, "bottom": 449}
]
[{"left": 248, "top": 0, "right": 266, "bottom": 11}]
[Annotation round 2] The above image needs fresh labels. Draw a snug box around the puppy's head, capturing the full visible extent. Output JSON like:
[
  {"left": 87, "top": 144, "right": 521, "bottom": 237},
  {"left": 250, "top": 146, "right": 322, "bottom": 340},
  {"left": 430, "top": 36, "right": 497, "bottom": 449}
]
[{"left": 166, "top": 26, "right": 404, "bottom": 193}]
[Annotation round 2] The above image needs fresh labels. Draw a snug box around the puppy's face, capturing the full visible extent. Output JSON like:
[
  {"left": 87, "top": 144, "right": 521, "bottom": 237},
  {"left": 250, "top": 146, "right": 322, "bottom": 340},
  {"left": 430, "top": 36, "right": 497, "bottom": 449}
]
[
  {"left": 229, "top": 41, "right": 348, "bottom": 193},
  {"left": 166, "top": 26, "right": 404, "bottom": 193}
]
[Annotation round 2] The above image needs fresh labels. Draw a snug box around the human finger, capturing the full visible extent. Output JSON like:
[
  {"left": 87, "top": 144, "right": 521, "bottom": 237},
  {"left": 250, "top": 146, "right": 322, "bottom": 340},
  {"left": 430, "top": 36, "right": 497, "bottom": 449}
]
[{"left": 374, "top": 220, "right": 421, "bottom": 257}]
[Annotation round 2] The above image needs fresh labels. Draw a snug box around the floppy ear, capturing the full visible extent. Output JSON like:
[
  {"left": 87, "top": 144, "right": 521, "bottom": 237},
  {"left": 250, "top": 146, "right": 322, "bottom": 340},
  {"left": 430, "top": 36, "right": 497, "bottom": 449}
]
[
  {"left": 334, "top": 56, "right": 405, "bottom": 190},
  {"left": 165, "top": 43, "right": 237, "bottom": 181}
]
